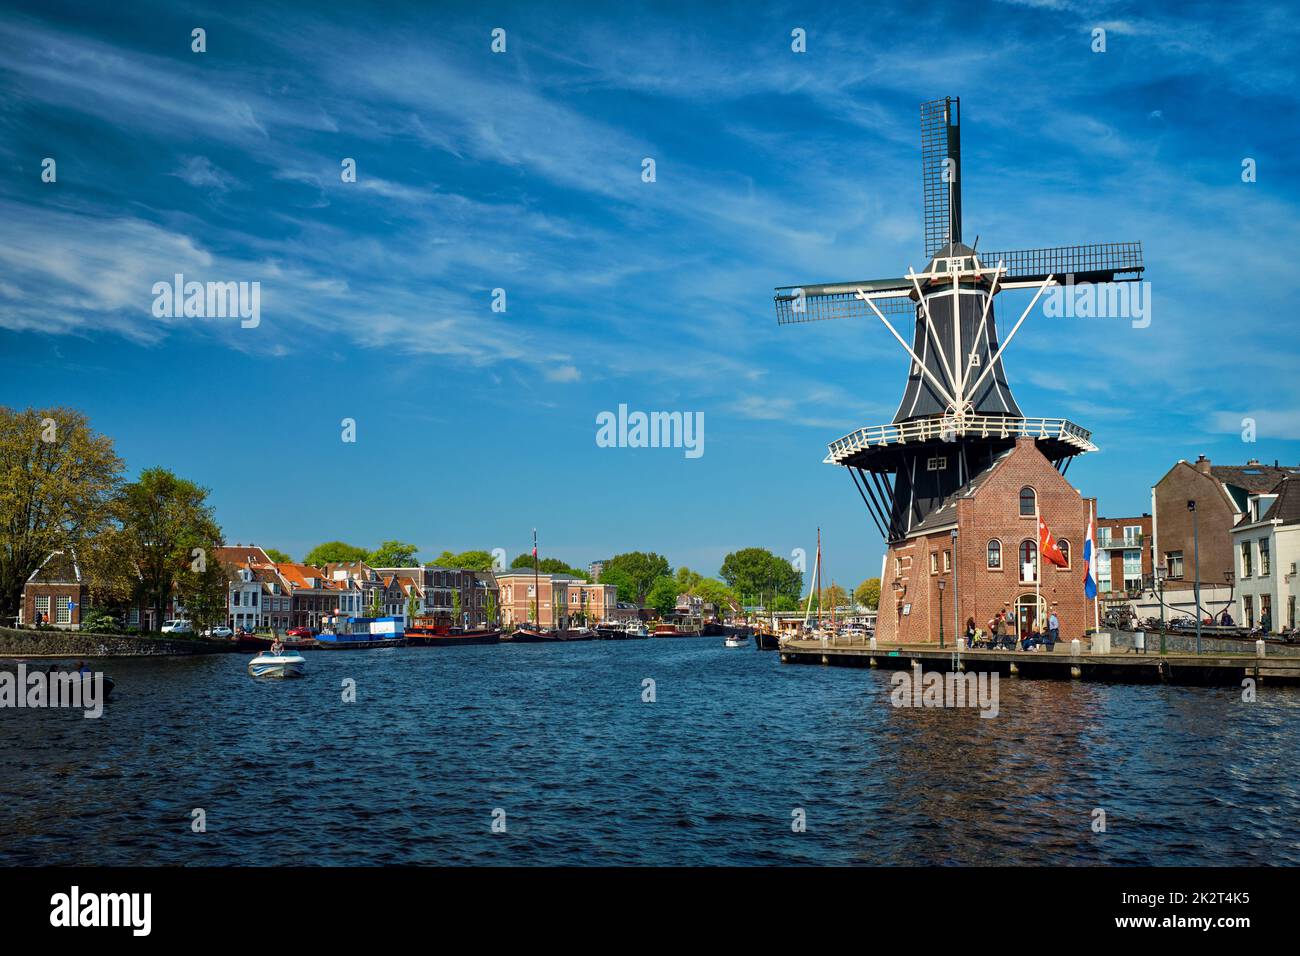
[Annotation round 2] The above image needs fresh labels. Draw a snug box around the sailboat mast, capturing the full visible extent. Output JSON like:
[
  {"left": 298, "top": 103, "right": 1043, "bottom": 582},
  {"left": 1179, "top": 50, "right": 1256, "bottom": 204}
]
[
  {"left": 816, "top": 528, "right": 823, "bottom": 629},
  {"left": 533, "top": 528, "right": 540, "bottom": 627}
]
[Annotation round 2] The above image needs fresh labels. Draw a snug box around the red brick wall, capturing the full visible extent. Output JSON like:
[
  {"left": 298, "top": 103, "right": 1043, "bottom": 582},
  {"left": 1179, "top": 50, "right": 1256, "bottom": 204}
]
[
  {"left": 878, "top": 438, "right": 1096, "bottom": 643},
  {"left": 1154, "top": 462, "right": 1237, "bottom": 591},
  {"left": 23, "top": 583, "right": 85, "bottom": 627}
]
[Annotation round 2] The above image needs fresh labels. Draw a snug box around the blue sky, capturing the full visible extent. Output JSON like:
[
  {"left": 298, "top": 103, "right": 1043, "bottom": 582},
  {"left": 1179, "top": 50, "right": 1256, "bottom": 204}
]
[{"left": 2, "top": 0, "right": 1298, "bottom": 587}]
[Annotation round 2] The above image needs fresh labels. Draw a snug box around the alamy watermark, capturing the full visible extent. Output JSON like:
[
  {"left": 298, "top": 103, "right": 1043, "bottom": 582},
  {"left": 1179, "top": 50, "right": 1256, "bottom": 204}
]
[
  {"left": 152, "top": 273, "right": 260, "bottom": 328},
  {"left": 890, "top": 666, "right": 999, "bottom": 718},
  {"left": 1, "top": 664, "right": 108, "bottom": 718},
  {"left": 596, "top": 404, "right": 704, "bottom": 459},
  {"left": 1042, "top": 274, "right": 1151, "bottom": 329}
]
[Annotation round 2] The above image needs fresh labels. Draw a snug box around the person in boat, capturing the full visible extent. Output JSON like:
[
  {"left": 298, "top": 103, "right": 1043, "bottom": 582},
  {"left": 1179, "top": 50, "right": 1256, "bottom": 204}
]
[
  {"left": 270, "top": 637, "right": 284, "bottom": 656},
  {"left": 76, "top": 660, "right": 91, "bottom": 675}
]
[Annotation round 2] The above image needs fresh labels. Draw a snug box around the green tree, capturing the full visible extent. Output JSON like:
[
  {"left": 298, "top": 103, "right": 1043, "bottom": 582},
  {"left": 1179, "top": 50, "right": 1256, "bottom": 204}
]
[
  {"left": 720, "top": 547, "right": 802, "bottom": 605},
  {"left": 598, "top": 565, "right": 637, "bottom": 607},
  {"left": 178, "top": 559, "right": 233, "bottom": 635},
  {"left": 304, "top": 541, "right": 369, "bottom": 566},
  {"left": 646, "top": 575, "right": 679, "bottom": 617},
  {"left": 485, "top": 590, "right": 498, "bottom": 626},
  {"left": 675, "top": 566, "right": 703, "bottom": 592},
  {"left": 694, "top": 577, "right": 738, "bottom": 617},
  {"left": 430, "top": 549, "right": 495, "bottom": 571},
  {"left": 452, "top": 589, "right": 462, "bottom": 625},
  {"left": 603, "top": 552, "right": 672, "bottom": 605},
  {"left": 407, "top": 586, "right": 421, "bottom": 622},
  {"left": 263, "top": 548, "right": 291, "bottom": 563},
  {"left": 855, "top": 577, "right": 881, "bottom": 610},
  {"left": 0, "top": 407, "right": 123, "bottom": 620},
  {"left": 118, "top": 468, "right": 223, "bottom": 629},
  {"left": 804, "top": 583, "right": 850, "bottom": 613},
  {"left": 368, "top": 540, "right": 420, "bottom": 567},
  {"left": 369, "top": 586, "right": 383, "bottom": 617},
  {"left": 508, "top": 553, "right": 588, "bottom": 578}
]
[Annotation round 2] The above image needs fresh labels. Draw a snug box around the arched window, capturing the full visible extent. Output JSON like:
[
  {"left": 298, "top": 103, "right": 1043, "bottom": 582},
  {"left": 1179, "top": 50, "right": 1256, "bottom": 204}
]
[
  {"left": 1019, "top": 486, "right": 1036, "bottom": 516},
  {"left": 1019, "top": 540, "right": 1038, "bottom": 582},
  {"left": 987, "top": 539, "right": 1002, "bottom": 569},
  {"left": 1057, "top": 539, "right": 1071, "bottom": 569}
]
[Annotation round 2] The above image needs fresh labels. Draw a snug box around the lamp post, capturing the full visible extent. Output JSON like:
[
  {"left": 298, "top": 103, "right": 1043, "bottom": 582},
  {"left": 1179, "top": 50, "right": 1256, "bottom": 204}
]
[
  {"left": 1155, "top": 561, "right": 1167, "bottom": 654},
  {"left": 1188, "top": 499, "right": 1202, "bottom": 655},
  {"left": 1222, "top": 570, "right": 1235, "bottom": 626},
  {"left": 951, "top": 528, "right": 960, "bottom": 648},
  {"left": 937, "top": 577, "right": 946, "bottom": 648}
]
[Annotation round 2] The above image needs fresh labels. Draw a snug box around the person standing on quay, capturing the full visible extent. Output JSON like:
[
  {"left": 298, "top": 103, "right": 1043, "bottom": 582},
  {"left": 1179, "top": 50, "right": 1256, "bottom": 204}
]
[{"left": 1048, "top": 608, "right": 1060, "bottom": 647}]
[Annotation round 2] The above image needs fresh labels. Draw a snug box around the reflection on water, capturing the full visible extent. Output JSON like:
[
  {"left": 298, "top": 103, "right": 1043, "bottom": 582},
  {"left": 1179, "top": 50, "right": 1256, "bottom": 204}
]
[{"left": 2, "top": 642, "right": 1298, "bottom": 865}]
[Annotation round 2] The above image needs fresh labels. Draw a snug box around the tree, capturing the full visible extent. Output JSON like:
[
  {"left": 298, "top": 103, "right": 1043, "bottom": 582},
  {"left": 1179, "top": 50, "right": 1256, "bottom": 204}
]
[
  {"left": 485, "top": 590, "right": 498, "bottom": 626},
  {"left": 430, "top": 549, "right": 495, "bottom": 571},
  {"left": 178, "top": 560, "right": 232, "bottom": 635},
  {"left": 304, "top": 541, "right": 368, "bottom": 566},
  {"left": 369, "top": 586, "right": 383, "bottom": 617},
  {"left": 0, "top": 407, "right": 123, "bottom": 620},
  {"left": 804, "top": 583, "right": 850, "bottom": 613},
  {"left": 855, "top": 577, "right": 881, "bottom": 610},
  {"left": 368, "top": 540, "right": 419, "bottom": 567},
  {"left": 694, "top": 577, "right": 738, "bottom": 617},
  {"left": 602, "top": 552, "right": 672, "bottom": 605},
  {"left": 720, "top": 547, "right": 803, "bottom": 605},
  {"left": 263, "top": 548, "right": 291, "bottom": 563},
  {"left": 598, "top": 565, "right": 637, "bottom": 607},
  {"left": 80, "top": 526, "right": 138, "bottom": 614},
  {"left": 118, "top": 468, "right": 223, "bottom": 629},
  {"left": 407, "top": 587, "right": 421, "bottom": 622},
  {"left": 452, "top": 589, "right": 462, "bottom": 626},
  {"left": 508, "top": 553, "right": 588, "bottom": 578},
  {"left": 675, "top": 566, "right": 703, "bottom": 592},
  {"left": 646, "top": 575, "right": 679, "bottom": 617}
]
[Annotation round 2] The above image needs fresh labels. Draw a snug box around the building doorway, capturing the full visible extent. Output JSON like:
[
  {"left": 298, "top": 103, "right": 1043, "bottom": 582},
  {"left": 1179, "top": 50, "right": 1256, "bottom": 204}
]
[{"left": 1015, "top": 593, "right": 1046, "bottom": 639}]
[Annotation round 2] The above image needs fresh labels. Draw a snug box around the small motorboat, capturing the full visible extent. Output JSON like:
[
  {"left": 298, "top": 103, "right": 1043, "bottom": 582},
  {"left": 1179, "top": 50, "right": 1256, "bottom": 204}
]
[
  {"left": 724, "top": 634, "right": 749, "bottom": 648},
  {"left": 508, "top": 626, "right": 548, "bottom": 643},
  {"left": 248, "top": 651, "right": 306, "bottom": 678}
]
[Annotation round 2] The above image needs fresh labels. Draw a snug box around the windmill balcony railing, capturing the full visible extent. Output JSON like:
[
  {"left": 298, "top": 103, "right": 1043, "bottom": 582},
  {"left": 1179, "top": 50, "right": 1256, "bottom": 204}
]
[{"left": 824, "top": 416, "right": 1097, "bottom": 463}]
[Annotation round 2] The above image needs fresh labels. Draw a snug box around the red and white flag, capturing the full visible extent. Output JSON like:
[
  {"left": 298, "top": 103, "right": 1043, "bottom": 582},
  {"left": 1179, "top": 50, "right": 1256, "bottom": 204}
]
[{"left": 1038, "top": 515, "right": 1068, "bottom": 568}]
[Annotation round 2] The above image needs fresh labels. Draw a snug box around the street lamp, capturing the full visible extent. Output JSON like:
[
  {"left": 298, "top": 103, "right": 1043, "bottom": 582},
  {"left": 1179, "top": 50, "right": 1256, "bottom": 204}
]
[
  {"left": 1154, "top": 561, "right": 1168, "bottom": 654},
  {"left": 1222, "top": 570, "right": 1235, "bottom": 626},
  {"left": 937, "top": 577, "right": 946, "bottom": 648},
  {"left": 951, "top": 528, "right": 960, "bottom": 649},
  {"left": 1188, "top": 499, "right": 1202, "bottom": 654}
]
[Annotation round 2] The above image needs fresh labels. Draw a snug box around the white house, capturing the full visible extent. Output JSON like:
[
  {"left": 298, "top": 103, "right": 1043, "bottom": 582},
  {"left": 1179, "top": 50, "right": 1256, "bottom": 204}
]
[{"left": 1232, "top": 478, "right": 1300, "bottom": 633}]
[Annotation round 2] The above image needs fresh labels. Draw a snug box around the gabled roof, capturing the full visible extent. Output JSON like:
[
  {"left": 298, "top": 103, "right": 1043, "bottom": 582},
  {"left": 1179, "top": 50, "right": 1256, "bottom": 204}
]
[
  {"left": 1211, "top": 464, "right": 1298, "bottom": 494},
  {"left": 907, "top": 448, "right": 1015, "bottom": 537},
  {"left": 212, "top": 545, "right": 274, "bottom": 567},
  {"left": 1260, "top": 477, "right": 1300, "bottom": 526},
  {"left": 26, "top": 549, "right": 82, "bottom": 585}
]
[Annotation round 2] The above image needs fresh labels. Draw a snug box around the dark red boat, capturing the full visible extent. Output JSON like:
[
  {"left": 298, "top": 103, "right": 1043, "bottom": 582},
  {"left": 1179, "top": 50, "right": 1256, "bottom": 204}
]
[
  {"left": 233, "top": 631, "right": 320, "bottom": 651},
  {"left": 406, "top": 623, "right": 501, "bottom": 647}
]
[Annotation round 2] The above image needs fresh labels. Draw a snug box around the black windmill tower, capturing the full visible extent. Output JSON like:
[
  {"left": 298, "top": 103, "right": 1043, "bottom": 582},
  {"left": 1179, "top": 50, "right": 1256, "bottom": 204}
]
[{"left": 773, "top": 97, "right": 1144, "bottom": 544}]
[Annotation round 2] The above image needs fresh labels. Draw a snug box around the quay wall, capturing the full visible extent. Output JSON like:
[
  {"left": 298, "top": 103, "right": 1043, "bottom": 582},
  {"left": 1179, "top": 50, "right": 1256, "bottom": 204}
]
[
  {"left": 1104, "top": 629, "right": 1300, "bottom": 657},
  {"left": 0, "top": 627, "right": 235, "bottom": 658}
]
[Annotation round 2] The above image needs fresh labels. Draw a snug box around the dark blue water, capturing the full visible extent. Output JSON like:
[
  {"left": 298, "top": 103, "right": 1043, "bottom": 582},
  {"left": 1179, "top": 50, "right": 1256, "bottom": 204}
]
[{"left": 3, "top": 640, "right": 1299, "bottom": 865}]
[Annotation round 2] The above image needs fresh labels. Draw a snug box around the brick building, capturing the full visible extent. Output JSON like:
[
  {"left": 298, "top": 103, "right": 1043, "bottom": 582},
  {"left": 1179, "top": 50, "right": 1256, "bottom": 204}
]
[
  {"left": 1151, "top": 456, "right": 1299, "bottom": 619},
  {"left": 495, "top": 570, "right": 617, "bottom": 627},
  {"left": 1094, "top": 514, "right": 1153, "bottom": 608},
  {"left": 878, "top": 437, "right": 1096, "bottom": 644},
  {"left": 21, "top": 549, "right": 86, "bottom": 629}
]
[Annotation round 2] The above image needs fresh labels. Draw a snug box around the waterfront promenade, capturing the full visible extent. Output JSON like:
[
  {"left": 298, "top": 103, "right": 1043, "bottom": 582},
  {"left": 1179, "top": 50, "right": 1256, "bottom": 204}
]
[{"left": 778, "top": 634, "right": 1300, "bottom": 685}]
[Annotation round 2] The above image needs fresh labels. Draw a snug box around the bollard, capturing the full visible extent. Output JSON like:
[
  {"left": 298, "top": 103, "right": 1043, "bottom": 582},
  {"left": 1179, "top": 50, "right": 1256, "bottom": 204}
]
[
  {"left": 868, "top": 657, "right": 878, "bottom": 668},
  {"left": 1070, "top": 665, "right": 1082, "bottom": 679},
  {"left": 1093, "top": 632, "right": 1111, "bottom": 655},
  {"left": 1071, "top": 638, "right": 1081, "bottom": 658},
  {"left": 1009, "top": 662, "right": 1018, "bottom": 676},
  {"left": 957, "top": 637, "right": 966, "bottom": 651},
  {"left": 869, "top": 636, "right": 877, "bottom": 650},
  {"left": 1257, "top": 639, "right": 1266, "bottom": 659},
  {"left": 1134, "top": 631, "right": 1146, "bottom": 655}
]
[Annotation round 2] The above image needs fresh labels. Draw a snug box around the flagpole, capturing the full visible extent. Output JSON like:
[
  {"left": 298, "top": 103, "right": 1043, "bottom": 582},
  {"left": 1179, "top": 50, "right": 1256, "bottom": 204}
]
[
  {"left": 1091, "top": 500, "right": 1100, "bottom": 633},
  {"left": 1035, "top": 498, "right": 1041, "bottom": 641}
]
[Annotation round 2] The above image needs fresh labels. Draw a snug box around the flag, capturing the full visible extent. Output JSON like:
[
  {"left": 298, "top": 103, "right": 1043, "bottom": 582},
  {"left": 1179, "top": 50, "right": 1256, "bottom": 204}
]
[
  {"left": 1038, "top": 515, "right": 1068, "bottom": 568},
  {"left": 1083, "top": 516, "right": 1097, "bottom": 599}
]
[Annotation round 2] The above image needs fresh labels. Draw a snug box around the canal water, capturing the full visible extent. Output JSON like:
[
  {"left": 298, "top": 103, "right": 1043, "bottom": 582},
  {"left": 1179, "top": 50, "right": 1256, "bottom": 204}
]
[{"left": 3, "top": 639, "right": 1298, "bottom": 865}]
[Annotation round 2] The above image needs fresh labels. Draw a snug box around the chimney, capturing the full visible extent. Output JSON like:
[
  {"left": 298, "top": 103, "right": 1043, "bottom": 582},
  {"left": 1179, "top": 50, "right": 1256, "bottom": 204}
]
[{"left": 1195, "top": 455, "right": 1212, "bottom": 475}]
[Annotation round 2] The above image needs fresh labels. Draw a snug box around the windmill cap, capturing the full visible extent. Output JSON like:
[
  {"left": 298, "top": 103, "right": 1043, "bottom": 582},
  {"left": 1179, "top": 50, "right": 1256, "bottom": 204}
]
[{"left": 925, "top": 241, "right": 978, "bottom": 272}]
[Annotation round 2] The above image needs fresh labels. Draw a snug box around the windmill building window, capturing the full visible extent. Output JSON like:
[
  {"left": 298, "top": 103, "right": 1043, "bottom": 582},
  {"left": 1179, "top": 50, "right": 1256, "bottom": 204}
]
[
  {"left": 1057, "top": 539, "right": 1071, "bottom": 569},
  {"left": 1019, "top": 540, "right": 1038, "bottom": 582},
  {"left": 987, "top": 539, "right": 1002, "bottom": 569},
  {"left": 926, "top": 456, "right": 947, "bottom": 471},
  {"left": 1019, "top": 486, "right": 1036, "bottom": 516}
]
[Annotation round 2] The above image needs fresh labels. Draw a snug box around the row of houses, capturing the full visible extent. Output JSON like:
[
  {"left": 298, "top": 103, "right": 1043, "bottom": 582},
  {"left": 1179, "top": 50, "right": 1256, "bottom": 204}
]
[
  {"left": 1092, "top": 456, "right": 1300, "bottom": 631},
  {"left": 19, "top": 543, "right": 637, "bottom": 632}
]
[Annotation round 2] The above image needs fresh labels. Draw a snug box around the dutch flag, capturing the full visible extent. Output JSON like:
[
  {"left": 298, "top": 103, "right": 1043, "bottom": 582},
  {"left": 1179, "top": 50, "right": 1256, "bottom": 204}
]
[{"left": 1083, "top": 516, "right": 1097, "bottom": 599}]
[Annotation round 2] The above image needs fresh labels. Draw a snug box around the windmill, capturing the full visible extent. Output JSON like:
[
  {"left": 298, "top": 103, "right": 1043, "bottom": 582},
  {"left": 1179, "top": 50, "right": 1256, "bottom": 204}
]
[{"left": 772, "top": 96, "right": 1144, "bottom": 543}]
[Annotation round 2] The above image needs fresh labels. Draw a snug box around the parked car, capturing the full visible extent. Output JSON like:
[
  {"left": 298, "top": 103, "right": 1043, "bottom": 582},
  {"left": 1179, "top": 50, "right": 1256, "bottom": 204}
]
[
  {"left": 160, "top": 620, "right": 194, "bottom": 634},
  {"left": 286, "top": 626, "right": 316, "bottom": 638},
  {"left": 204, "top": 625, "right": 234, "bottom": 638}
]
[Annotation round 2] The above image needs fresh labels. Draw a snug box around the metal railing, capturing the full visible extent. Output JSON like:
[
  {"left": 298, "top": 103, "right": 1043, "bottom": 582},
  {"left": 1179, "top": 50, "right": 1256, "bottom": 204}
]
[{"left": 824, "top": 416, "right": 1097, "bottom": 463}]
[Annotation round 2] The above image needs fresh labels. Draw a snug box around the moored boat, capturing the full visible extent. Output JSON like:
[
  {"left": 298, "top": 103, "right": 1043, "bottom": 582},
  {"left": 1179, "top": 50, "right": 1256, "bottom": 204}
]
[
  {"left": 234, "top": 631, "right": 320, "bottom": 652},
  {"left": 753, "top": 629, "right": 782, "bottom": 650},
  {"left": 316, "top": 616, "right": 405, "bottom": 649},
  {"left": 407, "top": 622, "right": 502, "bottom": 647},
  {"left": 507, "top": 625, "right": 548, "bottom": 643}
]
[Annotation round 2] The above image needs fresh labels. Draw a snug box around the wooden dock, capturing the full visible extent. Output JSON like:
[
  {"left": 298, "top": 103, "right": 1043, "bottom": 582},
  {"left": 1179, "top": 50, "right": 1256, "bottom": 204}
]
[{"left": 778, "top": 637, "right": 1300, "bottom": 686}]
